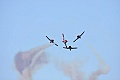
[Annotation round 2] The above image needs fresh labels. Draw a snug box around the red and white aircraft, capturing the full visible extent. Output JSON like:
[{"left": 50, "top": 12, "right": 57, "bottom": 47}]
[
  {"left": 62, "top": 33, "right": 68, "bottom": 47},
  {"left": 73, "top": 31, "right": 85, "bottom": 42},
  {"left": 46, "top": 36, "right": 58, "bottom": 46}
]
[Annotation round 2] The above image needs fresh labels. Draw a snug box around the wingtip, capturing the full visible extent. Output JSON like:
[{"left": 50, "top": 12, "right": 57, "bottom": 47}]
[
  {"left": 73, "top": 40, "right": 76, "bottom": 42},
  {"left": 55, "top": 44, "right": 58, "bottom": 46}
]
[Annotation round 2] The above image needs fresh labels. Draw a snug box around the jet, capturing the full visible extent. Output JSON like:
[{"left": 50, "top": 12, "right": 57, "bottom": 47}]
[
  {"left": 73, "top": 31, "right": 85, "bottom": 42},
  {"left": 63, "top": 46, "right": 77, "bottom": 51},
  {"left": 46, "top": 36, "right": 58, "bottom": 46},
  {"left": 62, "top": 33, "right": 68, "bottom": 47}
]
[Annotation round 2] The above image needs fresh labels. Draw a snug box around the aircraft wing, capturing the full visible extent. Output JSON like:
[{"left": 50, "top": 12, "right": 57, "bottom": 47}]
[
  {"left": 54, "top": 43, "right": 58, "bottom": 46},
  {"left": 62, "top": 33, "right": 65, "bottom": 40},
  {"left": 73, "top": 38, "right": 79, "bottom": 42},
  {"left": 71, "top": 47, "right": 77, "bottom": 49},
  {"left": 63, "top": 47, "right": 77, "bottom": 49},
  {"left": 46, "top": 36, "right": 51, "bottom": 41},
  {"left": 63, "top": 47, "right": 67, "bottom": 49},
  {"left": 80, "top": 31, "right": 85, "bottom": 36}
]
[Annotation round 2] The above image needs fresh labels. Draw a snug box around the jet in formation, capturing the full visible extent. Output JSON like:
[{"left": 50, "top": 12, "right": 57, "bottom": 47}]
[
  {"left": 73, "top": 31, "right": 85, "bottom": 42},
  {"left": 63, "top": 46, "right": 77, "bottom": 51},
  {"left": 62, "top": 33, "right": 68, "bottom": 47},
  {"left": 46, "top": 36, "right": 58, "bottom": 46},
  {"left": 46, "top": 31, "right": 85, "bottom": 51}
]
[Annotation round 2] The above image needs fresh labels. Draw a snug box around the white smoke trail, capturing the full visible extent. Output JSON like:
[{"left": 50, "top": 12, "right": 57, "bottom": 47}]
[
  {"left": 87, "top": 43, "right": 110, "bottom": 80},
  {"left": 62, "top": 61, "right": 85, "bottom": 80},
  {"left": 55, "top": 57, "right": 88, "bottom": 80},
  {"left": 14, "top": 44, "right": 53, "bottom": 80},
  {"left": 55, "top": 42, "right": 110, "bottom": 80}
]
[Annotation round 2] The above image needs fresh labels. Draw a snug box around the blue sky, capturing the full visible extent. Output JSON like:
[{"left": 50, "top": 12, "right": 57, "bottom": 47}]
[{"left": 0, "top": 0, "right": 120, "bottom": 80}]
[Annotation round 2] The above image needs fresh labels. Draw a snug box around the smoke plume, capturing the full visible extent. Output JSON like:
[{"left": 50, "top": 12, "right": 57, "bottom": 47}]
[
  {"left": 87, "top": 43, "right": 110, "bottom": 80},
  {"left": 56, "top": 59, "right": 87, "bottom": 80},
  {"left": 56, "top": 43, "right": 110, "bottom": 80},
  {"left": 14, "top": 42, "right": 110, "bottom": 80},
  {"left": 14, "top": 44, "right": 52, "bottom": 80}
]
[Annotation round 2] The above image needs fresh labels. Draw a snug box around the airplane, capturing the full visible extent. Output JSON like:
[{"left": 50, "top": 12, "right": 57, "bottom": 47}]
[
  {"left": 46, "top": 36, "right": 58, "bottom": 46},
  {"left": 73, "top": 31, "right": 85, "bottom": 42},
  {"left": 62, "top": 33, "right": 68, "bottom": 47},
  {"left": 63, "top": 46, "right": 77, "bottom": 51}
]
